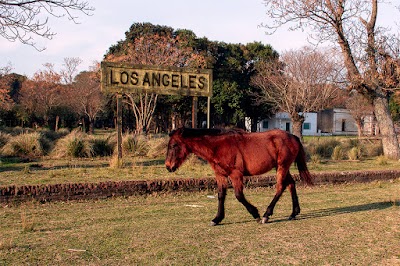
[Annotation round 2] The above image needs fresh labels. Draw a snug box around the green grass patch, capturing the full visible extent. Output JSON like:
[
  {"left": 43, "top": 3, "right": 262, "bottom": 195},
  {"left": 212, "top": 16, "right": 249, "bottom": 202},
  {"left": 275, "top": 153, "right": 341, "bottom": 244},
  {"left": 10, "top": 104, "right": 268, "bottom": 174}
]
[{"left": 1, "top": 180, "right": 399, "bottom": 265}]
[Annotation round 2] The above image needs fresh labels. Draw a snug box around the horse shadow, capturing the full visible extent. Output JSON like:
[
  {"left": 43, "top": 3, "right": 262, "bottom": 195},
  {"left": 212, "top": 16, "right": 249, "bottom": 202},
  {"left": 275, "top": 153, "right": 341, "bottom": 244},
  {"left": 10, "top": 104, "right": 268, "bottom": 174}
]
[
  {"left": 223, "top": 201, "right": 397, "bottom": 225},
  {"left": 273, "top": 201, "right": 397, "bottom": 223}
]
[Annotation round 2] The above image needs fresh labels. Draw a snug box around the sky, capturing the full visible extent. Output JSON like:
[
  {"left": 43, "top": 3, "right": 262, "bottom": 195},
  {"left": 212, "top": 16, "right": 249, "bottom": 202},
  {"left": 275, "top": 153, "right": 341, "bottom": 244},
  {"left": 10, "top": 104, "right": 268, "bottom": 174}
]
[{"left": 0, "top": 0, "right": 398, "bottom": 78}]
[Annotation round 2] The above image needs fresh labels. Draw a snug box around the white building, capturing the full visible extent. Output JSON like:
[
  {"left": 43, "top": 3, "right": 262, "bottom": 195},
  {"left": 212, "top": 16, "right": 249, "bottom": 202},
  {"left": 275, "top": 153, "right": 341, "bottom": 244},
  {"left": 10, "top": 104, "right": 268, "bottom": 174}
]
[
  {"left": 254, "top": 109, "right": 375, "bottom": 136},
  {"left": 256, "top": 112, "right": 318, "bottom": 136}
]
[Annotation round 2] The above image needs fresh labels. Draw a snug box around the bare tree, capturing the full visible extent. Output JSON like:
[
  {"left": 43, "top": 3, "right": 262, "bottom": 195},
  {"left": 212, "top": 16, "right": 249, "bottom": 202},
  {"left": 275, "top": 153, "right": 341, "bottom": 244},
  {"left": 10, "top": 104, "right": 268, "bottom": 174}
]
[
  {"left": 0, "top": 0, "right": 94, "bottom": 50},
  {"left": 345, "top": 91, "right": 375, "bottom": 137},
  {"left": 252, "top": 47, "right": 342, "bottom": 139},
  {"left": 262, "top": 0, "right": 400, "bottom": 158},
  {"left": 60, "top": 57, "right": 83, "bottom": 84}
]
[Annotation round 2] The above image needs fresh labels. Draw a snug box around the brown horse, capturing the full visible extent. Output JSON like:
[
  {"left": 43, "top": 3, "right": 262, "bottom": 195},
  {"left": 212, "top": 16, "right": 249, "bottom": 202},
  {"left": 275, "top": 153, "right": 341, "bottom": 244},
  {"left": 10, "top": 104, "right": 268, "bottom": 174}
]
[{"left": 165, "top": 127, "right": 313, "bottom": 225}]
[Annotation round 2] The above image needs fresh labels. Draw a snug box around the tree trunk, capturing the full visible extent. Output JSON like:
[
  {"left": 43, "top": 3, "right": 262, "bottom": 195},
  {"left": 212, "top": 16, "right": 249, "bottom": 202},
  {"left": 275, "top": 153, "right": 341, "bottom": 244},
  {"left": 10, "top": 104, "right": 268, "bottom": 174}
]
[
  {"left": 355, "top": 119, "right": 363, "bottom": 138},
  {"left": 292, "top": 119, "right": 303, "bottom": 141},
  {"left": 373, "top": 91, "right": 400, "bottom": 159},
  {"left": 290, "top": 112, "right": 304, "bottom": 141},
  {"left": 88, "top": 118, "right": 94, "bottom": 134},
  {"left": 55, "top": 115, "right": 60, "bottom": 132}
]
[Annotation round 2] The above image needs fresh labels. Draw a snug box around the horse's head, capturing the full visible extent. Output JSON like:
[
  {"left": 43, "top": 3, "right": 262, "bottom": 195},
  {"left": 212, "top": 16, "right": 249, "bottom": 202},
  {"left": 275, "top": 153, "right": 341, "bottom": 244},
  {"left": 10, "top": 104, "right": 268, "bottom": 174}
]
[{"left": 165, "top": 128, "right": 191, "bottom": 172}]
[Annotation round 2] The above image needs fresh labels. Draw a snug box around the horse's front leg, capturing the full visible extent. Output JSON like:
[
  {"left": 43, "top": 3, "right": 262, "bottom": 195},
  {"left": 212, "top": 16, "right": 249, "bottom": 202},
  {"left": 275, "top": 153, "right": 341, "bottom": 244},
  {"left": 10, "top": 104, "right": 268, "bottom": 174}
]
[
  {"left": 211, "top": 174, "right": 228, "bottom": 226},
  {"left": 230, "top": 170, "right": 261, "bottom": 223}
]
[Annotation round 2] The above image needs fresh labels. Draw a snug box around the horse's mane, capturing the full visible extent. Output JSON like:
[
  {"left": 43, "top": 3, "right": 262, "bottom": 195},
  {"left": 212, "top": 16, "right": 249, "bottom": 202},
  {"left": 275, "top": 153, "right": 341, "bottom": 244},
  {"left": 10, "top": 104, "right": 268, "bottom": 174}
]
[{"left": 174, "top": 127, "right": 247, "bottom": 138}]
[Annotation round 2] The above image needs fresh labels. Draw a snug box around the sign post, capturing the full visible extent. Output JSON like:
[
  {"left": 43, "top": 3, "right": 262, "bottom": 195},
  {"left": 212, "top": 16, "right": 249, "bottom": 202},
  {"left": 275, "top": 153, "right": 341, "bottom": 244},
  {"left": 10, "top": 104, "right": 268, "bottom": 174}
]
[{"left": 101, "top": 62, "right": 213, "bottom": 160}]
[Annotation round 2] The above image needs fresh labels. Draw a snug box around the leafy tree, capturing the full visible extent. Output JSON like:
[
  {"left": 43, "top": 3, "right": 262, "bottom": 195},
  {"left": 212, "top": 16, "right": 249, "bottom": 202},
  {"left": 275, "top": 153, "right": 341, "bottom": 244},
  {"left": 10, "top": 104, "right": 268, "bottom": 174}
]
[
  {"left": 211, "top": 42, "right": 278, "bottom": 130},
  {"left": 20, "top": 64, "right": 64, "bottom": 128},
  {"left": 262, "top": 0, "right": 400, "bottom": 158}
]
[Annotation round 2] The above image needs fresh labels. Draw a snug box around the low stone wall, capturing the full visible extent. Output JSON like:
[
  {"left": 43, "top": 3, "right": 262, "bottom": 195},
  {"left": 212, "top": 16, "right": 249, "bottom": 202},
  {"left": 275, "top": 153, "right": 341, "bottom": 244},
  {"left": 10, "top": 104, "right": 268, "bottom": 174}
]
[{"left": 1, "top": 170, "right": 399, "bottom": 203}]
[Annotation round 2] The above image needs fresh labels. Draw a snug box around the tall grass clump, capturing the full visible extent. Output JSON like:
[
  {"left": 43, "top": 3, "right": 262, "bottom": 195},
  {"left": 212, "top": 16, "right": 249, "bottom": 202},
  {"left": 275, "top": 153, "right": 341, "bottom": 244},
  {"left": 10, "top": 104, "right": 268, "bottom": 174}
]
[
  {"left": 305, "top": 137, "right": 341, "bottom": 158},
  {"left": 0, "top": 132, "right": 49, "bottom": 158},
  {"left": 348, "top": 147, "right": 362, "bottom": 160},
  {"left": 52, "top": 130, "right": 93, "bottom": 158},
  {"left": 90, "top": 135, "right": 115, "bottom": 157},
  {"left": 331, "top": 146, "right": 345, "bottom": 160},
  {"left": 122, "top": 134, "right": 149, "bottom": 157},
  {"left": 147, "top": 135, "right": 168, "bottom": 158},
  {"left": 0, "top": 132, "right": 11, "bottom": 148}
]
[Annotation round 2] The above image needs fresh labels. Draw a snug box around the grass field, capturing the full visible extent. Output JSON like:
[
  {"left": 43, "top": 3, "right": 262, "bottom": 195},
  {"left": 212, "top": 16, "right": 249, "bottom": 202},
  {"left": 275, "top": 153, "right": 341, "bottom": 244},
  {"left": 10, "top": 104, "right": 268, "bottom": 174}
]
[
  {"left": 1, "top": 179, "right": 399, "bottom": 265},
  {"left": 2, "top": 155, "right": 400, "bottom": 187}
]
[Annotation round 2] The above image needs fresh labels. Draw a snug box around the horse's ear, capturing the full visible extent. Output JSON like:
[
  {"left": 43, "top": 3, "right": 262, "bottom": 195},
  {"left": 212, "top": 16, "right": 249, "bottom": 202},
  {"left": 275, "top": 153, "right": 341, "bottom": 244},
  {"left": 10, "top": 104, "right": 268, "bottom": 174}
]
[{"left": 169, "top": 127, "right": 184, "bottom": 137}]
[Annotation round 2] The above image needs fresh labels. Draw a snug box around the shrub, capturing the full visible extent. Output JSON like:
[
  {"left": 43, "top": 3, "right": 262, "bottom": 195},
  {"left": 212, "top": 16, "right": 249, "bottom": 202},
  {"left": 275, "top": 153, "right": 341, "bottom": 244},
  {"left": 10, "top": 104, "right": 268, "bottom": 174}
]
[
  {"left": 310, "top": 154, "right": 322, "bottom": 164},
  {"left": 348, "top": 147, "right": 361, "bottom": 160},
  {"left": 1, "top": 132, "right": 48, "bottom": 158},
  {"left": 306, "top": 137, "right": 341, "bottom": 158},
  {"left": 331, "top": 146, "right": 345, "bottom": 160},
  {"left": 376, "top": 155, "right": 388, "bottom": 165},
  {"left": 147, "top": 136, "right": 168, "bottom": 158},
  {"left": 39, "top": 128, "right": 70, "bottom": 141},
  {"left": 0, "top": 132, "right": 11, "bottom": 148},
  {"left": 52, "top": 130, "right": 93, "bottom": 158},
  {"left": 122, "top": 134, "right": 149, "bottom": 157},
  {"left": 90, "top": 135, "right": 115, "bottom": 157}
]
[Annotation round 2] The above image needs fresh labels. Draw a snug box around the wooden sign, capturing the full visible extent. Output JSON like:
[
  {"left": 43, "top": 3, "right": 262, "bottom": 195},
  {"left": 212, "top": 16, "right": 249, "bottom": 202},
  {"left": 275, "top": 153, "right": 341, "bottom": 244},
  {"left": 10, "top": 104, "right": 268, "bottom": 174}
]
[{"left": 101, "top": 62, "right": 212, "bottom": 97}]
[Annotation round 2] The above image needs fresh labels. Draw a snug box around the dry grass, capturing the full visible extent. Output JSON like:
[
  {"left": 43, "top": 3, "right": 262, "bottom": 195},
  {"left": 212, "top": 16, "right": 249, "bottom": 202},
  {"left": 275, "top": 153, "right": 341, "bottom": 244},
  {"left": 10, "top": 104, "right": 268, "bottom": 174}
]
[{"left": 1, "top": 180, "right": 399, "bottom": 265}]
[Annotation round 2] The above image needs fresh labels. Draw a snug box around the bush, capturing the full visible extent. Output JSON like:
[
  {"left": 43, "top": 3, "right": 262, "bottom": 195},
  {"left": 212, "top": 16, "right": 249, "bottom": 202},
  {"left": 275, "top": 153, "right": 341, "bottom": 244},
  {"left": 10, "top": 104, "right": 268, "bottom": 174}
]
[
  {"left": 306, "top": 137, "right": 341, "bottom": 158},
  {"left": 90, "top": 135, "right": 115, "bottom": 157},
  {"left": 348, "top": 147, "right": 361, "bottom": 160},
  {"left": 147, "top": 136, "right": 168, "bottom": 158},
  {"left": 122, "top": 134, "right": 149, "bottom": 157},
  {"left": 52, "top": 130, "right": 93, "bottom": 158},
  {"left": 331, "top": 146, "right": 345, "bottom": 160},
  {"left": 0, "top": 132, "right": 11, "bottom": 148},
  {"left": 1, "top": 132, "right": 49, "bottom": 158}
]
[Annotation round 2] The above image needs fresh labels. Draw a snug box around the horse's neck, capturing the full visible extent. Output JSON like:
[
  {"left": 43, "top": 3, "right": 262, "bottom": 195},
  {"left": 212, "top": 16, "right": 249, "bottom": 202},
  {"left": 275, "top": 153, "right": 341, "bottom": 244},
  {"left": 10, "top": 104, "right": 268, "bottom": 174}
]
[{"left": 185, "top": 136, "right": 217, "bottom": 162}]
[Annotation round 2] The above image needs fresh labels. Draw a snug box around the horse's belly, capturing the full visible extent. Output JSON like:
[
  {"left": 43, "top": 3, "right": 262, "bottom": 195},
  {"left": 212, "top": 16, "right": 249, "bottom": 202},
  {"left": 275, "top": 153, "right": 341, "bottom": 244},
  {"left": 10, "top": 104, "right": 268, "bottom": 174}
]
[{"left": 244, "top": 162, "right": 275, "bottom": 176}]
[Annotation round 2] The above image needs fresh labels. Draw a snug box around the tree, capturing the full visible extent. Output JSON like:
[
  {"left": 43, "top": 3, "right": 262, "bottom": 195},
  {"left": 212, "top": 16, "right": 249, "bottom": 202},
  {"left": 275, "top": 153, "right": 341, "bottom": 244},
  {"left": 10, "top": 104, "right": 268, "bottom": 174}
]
[
  {"left": 252, "top": 47, "right": 341, "bottom": 139},
  {"left": 105, "top": 23, "right": 206, "bottom": 134},
  {"left": 20, "top": 64, "right": 64, "bottom": 128},
  {"left": 70, "top": 63, "right": 104, "bottom": 134},
  {"left": 0, "top": 0, "right": 94, "bottom": 50},
  {"left": 61, "top": 57, "right": 83, "bottom": 84},
  {"left": 211, "top": 42, "right": 277, "bottom": 130},
  {"left": 262, "top": 0, "right": 400, "bottom": 158},
  {"left": 0, "top": 63, "right": 14, "bottom": 111},
  {"left": 345, "top": 91, "right": 375, "bottom": 137}
]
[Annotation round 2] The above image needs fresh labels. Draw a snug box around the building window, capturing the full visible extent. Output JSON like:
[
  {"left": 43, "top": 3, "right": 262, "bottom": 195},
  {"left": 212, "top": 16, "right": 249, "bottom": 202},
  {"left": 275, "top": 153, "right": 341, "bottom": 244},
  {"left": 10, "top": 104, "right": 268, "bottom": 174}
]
[
  {"left": 262, "top": 120, "right": 268, "bottom": 129},
  {"left": 303, "top": 123, "right": 311, "bottom": 130}
]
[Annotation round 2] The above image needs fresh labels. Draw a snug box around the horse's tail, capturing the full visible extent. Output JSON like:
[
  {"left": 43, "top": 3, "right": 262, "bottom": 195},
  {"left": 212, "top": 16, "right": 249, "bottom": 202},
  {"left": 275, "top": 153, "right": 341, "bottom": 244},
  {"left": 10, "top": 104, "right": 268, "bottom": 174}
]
[{"left": 295, "top": 138, "right": 314, "bottom": 186}]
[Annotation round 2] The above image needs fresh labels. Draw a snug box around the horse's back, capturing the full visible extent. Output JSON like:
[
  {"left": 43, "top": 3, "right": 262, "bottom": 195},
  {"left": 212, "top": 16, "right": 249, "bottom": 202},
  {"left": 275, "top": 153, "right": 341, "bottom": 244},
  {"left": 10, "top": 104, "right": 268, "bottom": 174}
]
[{"left": 239, "top": 129, "right": 300, "bottom": 175}]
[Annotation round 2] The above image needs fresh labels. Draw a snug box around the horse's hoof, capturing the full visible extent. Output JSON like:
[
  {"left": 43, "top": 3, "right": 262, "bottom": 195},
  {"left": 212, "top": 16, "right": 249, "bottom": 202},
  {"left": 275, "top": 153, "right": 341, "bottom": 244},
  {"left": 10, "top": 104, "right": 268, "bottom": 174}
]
[
  {"left": 288, "top": 216, "right": 296, "bottom": 220},
  {"left": 261, "top": 217, "right": 269, "bottom": 224},
  {"left": 210, "top": 221, "right": 218, "bottom": 226},
  {"left": 255, "top": 217, "right": 261, "bottom": 223}
]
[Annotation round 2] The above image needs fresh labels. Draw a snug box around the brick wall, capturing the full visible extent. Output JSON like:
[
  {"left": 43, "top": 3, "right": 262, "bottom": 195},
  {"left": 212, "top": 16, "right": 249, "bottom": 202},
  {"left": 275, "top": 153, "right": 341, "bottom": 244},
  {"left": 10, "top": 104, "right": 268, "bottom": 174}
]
[{"left": 1, "top": 170, "right": 399, "bottom": 203}]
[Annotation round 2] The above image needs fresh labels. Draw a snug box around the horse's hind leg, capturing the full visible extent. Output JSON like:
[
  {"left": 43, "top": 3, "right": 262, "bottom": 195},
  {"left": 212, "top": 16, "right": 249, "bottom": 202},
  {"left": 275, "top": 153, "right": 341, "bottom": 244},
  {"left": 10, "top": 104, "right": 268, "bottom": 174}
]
[
  {"left": 286, "top": 172, "right": 300, "bottom": 220},
  {"left": 230, "top": 171, "right": 260, "bottom": 223},
  {"left": 261, "top": 167, "right": 289, "bottom": 223}
]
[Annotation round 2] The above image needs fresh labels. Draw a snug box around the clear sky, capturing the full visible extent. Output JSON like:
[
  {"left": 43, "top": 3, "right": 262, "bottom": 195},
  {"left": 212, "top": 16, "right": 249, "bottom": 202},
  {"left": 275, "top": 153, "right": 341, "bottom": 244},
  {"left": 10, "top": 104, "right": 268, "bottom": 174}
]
[{"left": 0, "top": 0, "right": 398, "bottom": 78}]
